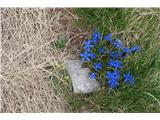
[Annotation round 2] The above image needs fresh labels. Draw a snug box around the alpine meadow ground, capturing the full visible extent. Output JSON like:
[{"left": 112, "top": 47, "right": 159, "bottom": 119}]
[
  {"left": 67, "top": 8, "right": 160, "bottom": 112},
  {"left": 0, "top": 8, "right": 160, "bottom": 113}
]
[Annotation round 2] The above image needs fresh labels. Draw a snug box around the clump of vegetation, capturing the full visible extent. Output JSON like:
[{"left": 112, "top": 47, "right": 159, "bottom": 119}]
[
  {"left": 80, "top": 30, "right": 140, "bottom": 89},
  {"left": 66, "top": 8, "right": 160, "bottom": 112},
  {"left": 56, "top": 34, "right": 68, "bottom": 49}
]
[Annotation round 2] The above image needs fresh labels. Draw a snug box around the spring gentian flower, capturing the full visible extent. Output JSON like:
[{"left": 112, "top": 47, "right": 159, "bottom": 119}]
[
  {"left": 89, "top": 53, "right": 96, "bottom": 60},
  {"left": 91, "top": 31, "right": 101, "bottom": 45},
  {"left": 123, "top": 72, "right": 135, "bottom": 85},
  {"left": 108, "top": 50, "right": 124, "bottom": 59},
  {"left": 108, "top": 59, "right": 122, "bottom": 69},
  {"left": 106, "top": 70, "right": 120, "bottom": 80},
  {"left": 91, "top": 38, "right": 99, "bottom": 45},
  {"left": 131, "top": 45, "right": 140, "bottom": 53},
  {"left": 104, "top": 33, "right": 113, "bottom": 44},
  {"left": 89, "top": 72, "right": 96, "bottom": 79},
  {"left": 118, "top": 51, "right": 124, "bottom": 59},
  {"left": 92, "top": 30, "right": 101, "bottom": 39},
  {"left": 108, "top": 51, "right": 118, "bottom": 59},
  {"left": 106, "top": 70, "right": 120, "bottom": 89},
  {"left": 80, "top": 51, "right": 91, "bottom": 61},
  {"left": 123, "top": 47, "right": 132, "bottom": 54},
  {"left": 113, "top": 39, "right": 123, "bottom": 49},
  {"left": 93, "top": 62, "right": 102, "bottom": 71},
  {"left": 98, "top": 46, "right": 106, "bottom": 54},
  {"left": 83, "top": 40, "right": 94, "bottom": 51},
  {"left": 108, "top": 79, "right": 119, "bottom": 89}
]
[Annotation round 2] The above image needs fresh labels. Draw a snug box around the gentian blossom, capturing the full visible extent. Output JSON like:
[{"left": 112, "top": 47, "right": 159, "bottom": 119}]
[
  {"left": 98, "top": 46, "right": 106, "bottom": 54},
  {"left": 91, "top": 31, "right": 101, "bottom": 45},
  {"left": 83, "top": 40, "right": 94, "bottom": 51},
  {"left": 108, "top": 59, "right": 122, "bottom": 69},
  {"left": 113, "top": 39, "right": 123, "bottom": 49},
  {"left": 80, "top": 51, "right": 91, "bottom": 61},
  {"left": 93, "top": 62, "right": 102, "bottom": 71},
  {"left": 123, "top": 72, "right": 135, "bottom": 86},
  {"left": 108, "top": 51, "right": 118, "bottom": 59},
  {"left": 106, "top": 70, "right": 120, "bottom": 89},
  {"left": 92, "top": 31, "right": 101, "bottom": 39},
  {"left": 90, "top": 53, "right": 96, "bottom": 60},
  {"left": 104, "top": 33, "right": 113, "bottom": 43},
  {"left": 131, "top": 45, "right": 140, "bottom": 53},
  {"left": 117, "top": 51, "right": 124, "bottom": 59},
  {"left": 91, "top": 38, "right": 99, "bottom": 45},
  {"left": 89, "top": 72, "right": 96, "bottom": 79},
  {"left": 123, "top": 47, "right": 132, "bottom": 54}
]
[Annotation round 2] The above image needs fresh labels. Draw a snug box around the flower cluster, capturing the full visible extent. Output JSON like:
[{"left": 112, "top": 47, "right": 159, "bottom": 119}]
[{"left": 80, "top": 30, "right": 140, "bottom": 89}]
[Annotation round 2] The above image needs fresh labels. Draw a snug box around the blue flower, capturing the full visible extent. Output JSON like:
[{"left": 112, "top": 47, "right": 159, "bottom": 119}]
[
  {"left": 108, "top": 79, "right": 119, "bottom": 89},
  {"left": 83, "top": 40, "right": 94, "bottom": 51},
  {"left": 92, "top": 30, "right": 101, "bottom": 40},
  {"left": 113, "top": 39, "right": 123, "bottom": 49},
  {"left": 131, "top": 45, "right": 140, "bottom": 52},
  {"left": 117, "top": 51, "right": 124, "bottom": 59},
  {"left": 123, "top": 47, "right": 132, "bottom": 54},
  {"left": 91, "top": 38, "right": 98, "bottom": 45},
  {"left": 89, "top": 72, "right": 96, "bottom": 79},
  {"left": 93, "top": 62, "right": 102, "bottom": 71},
  {"left": 104, "top": 33, "right": 113, "bottom": 43},
  {"left": 106, "top": 70, "right": 120, "bottom": 89},
  {"left": 108, "top": 59, "right": 122, "bottom": 69},
  {"left": 98, "top": 46, "right": 106, "bottom": 54},
  {"left": 80, "top": 51, "right": 91, "bottom": 61},
  {"left": 108, "top": 50, "right": 118, "bottom": 59},
  {"left": 123, "top": 72, "right": 135, "bottom": 86},
  {"left": 91, "top": 31, "right": 101, "bottom": 45},
  {"left": 90, "top": 53, "right": 96, "bottom": 60},
  {"left": 80, "top": 30, "right": 139, "bottom": 89},
  {"left": 106, "top": 70, "right": 120, "bottom": 80}
]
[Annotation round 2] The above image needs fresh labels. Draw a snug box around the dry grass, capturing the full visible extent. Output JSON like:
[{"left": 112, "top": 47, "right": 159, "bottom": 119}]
[{"left": 0, "top": 8, "right": 84, "bottom": 112}]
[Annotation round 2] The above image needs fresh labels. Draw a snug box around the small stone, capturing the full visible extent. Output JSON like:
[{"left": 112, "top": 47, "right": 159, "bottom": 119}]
[{"left": 64, "top": 60, "right": 100, "bottom": 93}]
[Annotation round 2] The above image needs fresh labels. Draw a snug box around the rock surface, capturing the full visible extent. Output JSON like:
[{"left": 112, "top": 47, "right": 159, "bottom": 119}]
[{"left": 64, "top": 60, "right": 100, "bottom": 93}]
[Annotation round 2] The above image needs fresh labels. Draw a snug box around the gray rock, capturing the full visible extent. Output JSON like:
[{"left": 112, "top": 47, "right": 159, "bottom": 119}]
[{"left": 64, "top": 60, "right": 100, "bottom": 93}]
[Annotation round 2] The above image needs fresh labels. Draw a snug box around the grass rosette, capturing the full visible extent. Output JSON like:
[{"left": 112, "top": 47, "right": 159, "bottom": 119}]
[{"left": 80, "top": 30, "right": 140, "bottom": 89}]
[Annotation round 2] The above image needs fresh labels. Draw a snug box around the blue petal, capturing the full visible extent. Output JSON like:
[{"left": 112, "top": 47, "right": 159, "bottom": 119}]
[
  {"left": 123, "top": 72, "right": 135, "bottom": 86},
  {"left": 131, "top": 45, "right": 140, "bottom": 52},
  {"left": 82, "top": 57, "right": 85, "bottom": 61},
  {"left": 89, "top": 73, "right": 96, "bottom": 79},
  {"left": 80, "top": 53, "right": 84, "bottom": 57}
]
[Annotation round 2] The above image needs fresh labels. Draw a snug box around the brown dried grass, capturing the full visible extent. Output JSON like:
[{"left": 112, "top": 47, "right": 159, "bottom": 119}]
[{"left": 0, "top": 8, "right": 83, "bottom": 112}]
